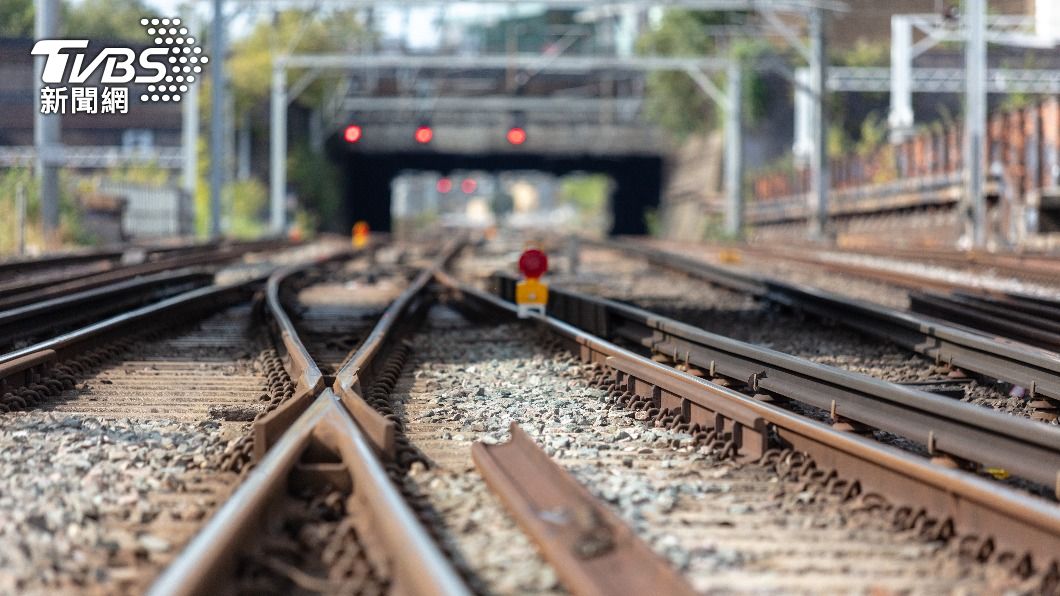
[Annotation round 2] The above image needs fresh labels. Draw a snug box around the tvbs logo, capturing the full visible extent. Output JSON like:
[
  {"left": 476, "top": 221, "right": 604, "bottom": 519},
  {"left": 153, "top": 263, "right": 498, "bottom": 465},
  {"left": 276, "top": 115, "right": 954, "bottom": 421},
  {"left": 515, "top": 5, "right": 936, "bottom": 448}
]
[
  {"left": 32, "top": 17, "right": 205, "bottom": 113},
  {"left": 33, "top": 40, "right": 168, "bottom": 84}
]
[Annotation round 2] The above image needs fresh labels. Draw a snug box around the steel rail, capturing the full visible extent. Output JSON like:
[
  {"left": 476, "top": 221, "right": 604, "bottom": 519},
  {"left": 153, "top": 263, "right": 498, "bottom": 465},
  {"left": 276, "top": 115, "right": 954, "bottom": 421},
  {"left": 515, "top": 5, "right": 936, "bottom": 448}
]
[
  {"left": 439, "top": 276, "right": 1060, "bottom": 579},
  {"left": 601, "top": 240, "right": 1060, "bottom": 402},
  {"left": 251, "top": 247, "right": 357, "bottom": 458},
  {"left": 332, "top": 240, "right": 465, "bottom": 456},
  {"left": 473, "top": 423, "right": 697, "bottom": 596},
  {"left": 0, "top": 270, "right": 212, "bottom": 351},
  {"left": 492, "top": 273, "right": 1060, "bottom": 490},
  {"left": 767, "top": 243, "right": 1060, "bottom": 283},
  {"left": 149, "top": 390, "right": 470, "bottom": 596},
  {"left": 0, "top": 277, "right": 262, "bottom": 391},
  {"left": 0, "top": 249, "right": 124, "bottom": 279},
  {"left": 910, "top": 290, "right": 1060, "bottom": 353},
  {"left": 733, "top": 244, "right": 981, "bottom": 293},
  {"left": 155, "top": 242, "right": 470, "bottom": 596},
  {"left": 0, "top": 237, "right": 288, "bottom": 306},
  {"left": 0, "top": 245, "right": 267, "bottom": 311},
  {"left": 727, "top": 243, "right": 1060, "bottom": 303}
]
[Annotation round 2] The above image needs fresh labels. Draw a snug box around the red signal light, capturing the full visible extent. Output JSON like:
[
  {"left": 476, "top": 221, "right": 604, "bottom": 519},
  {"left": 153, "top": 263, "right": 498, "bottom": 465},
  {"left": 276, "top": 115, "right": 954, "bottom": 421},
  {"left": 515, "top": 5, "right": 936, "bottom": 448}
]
[
  {"left": 518, "top": 249, "right": 548, "bottom": 279},
  {"left": 436, "top": 177, "right": 453, "bottom": 193},
  {"left": 461, "top": 178, "right": 478, "bottom": 194},
  {"left": 344, "top": 125, "right": 362, "bottom": 143},
  {"left": 506, "top": 127, "right": 527, "bottom": 145},
  {"left": 414, "top": 126, "right": 433, "bottom": 144}
]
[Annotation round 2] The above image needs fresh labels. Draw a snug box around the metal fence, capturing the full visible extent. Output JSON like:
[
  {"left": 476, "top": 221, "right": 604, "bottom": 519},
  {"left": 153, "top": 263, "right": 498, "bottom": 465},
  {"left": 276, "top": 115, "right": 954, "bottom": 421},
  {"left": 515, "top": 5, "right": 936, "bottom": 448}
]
[{"left": 97, "top": 180, "right": 193, "bottom": 238}]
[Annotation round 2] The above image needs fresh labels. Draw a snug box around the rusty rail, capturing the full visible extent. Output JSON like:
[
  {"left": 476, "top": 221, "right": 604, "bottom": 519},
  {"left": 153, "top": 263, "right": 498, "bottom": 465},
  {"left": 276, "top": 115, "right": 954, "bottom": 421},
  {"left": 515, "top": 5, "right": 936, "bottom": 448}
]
[
  {"left": 760, "top": 242, "right": 1060, "bottom": 284},
  {"left": 910, "top": 290, "right": 1060, "bottom": 355},
  {"left": 493, "top": 272, "right": 1060, "bottom": 490},
  {"left": 0, "top": 270, "right": 211, "bottom": 353},
  {"left": 473, "top": 423, "right": 696, "bottom": 596},
  {"left": 440, "top": 275, "right": 1060, "bottom": 583},
  {"left": 149, "top": 391, "right": 469, "bottom": 596},
  {"left": 0, "top": 238, "right": 286, "bottom": 310},
  {"left": 0, "top": 249, "right": 124, "bottom": 279},
  {"left": 0, "top": 277, "right": 261, "bottom": 403},
  {"left": 332, "top": 240, "right": 464, "bottom": 456},
  {"left": 153, "top": 240, "right": 470, "bottom": 595},
  {"left": 250, "top": 248, "right": 355, "bottom": 458}
]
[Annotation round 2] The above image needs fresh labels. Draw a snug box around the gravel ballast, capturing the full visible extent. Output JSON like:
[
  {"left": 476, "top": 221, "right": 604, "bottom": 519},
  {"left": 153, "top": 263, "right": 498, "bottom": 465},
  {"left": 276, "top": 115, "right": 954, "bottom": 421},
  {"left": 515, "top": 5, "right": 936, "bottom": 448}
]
[{"left": 382, "top": 303, "right": 1026, "bottom": 594}]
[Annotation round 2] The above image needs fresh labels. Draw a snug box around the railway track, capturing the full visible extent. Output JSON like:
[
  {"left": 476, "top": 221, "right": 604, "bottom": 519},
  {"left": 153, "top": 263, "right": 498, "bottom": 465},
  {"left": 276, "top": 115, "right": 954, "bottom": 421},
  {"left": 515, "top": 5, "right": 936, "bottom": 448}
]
[
  {"left": 721, "top": 242, "right": 1060, "bottom": 298},
  {"left": 152, "top": 243, "right": 466, "bottom": 595},
  {"left": 670, "top": 240, "right": 1060, "bottom": 355},
  {"left": 0, "top": 238, "right": 288, "bottom": 312},
  {"left": 0, "top": 270, "right": 213, "bottom": 354},
  {"left": 153, "top": 240, "right": 1060, "bottom": 594},
  {"left": 0, "top": 242, "right": 378, "bottom": 593},
  {"left": 588, "top": 240, "right": 1060, "bottom": 423},
  {"left": 7, "top": 236, "right": 1060, "bottom": 594}
]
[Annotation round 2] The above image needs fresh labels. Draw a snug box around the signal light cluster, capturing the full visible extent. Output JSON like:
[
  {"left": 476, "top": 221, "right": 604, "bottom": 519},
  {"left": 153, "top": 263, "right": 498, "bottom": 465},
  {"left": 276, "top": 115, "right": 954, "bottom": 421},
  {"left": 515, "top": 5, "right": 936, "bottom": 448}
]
[
  {"left": 342, "top": 125, "right": 529, "bottom": 146},
  {"left": 436, "top": 177, "right": 479, "bottom": 195}
]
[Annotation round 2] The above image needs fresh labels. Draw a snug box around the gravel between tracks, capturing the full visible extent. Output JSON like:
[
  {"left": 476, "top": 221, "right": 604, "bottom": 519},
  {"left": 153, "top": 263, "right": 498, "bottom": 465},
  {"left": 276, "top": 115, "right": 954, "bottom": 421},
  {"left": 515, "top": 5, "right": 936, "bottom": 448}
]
[
  {"left": 0, "top": 415, "right": 232, "bottom": 594},
  {"left": 387, "top": 305, "right": 1025, "bottom": 594},
  {"left": 0, "top": 305, "right": 277, "bottom": 594}
]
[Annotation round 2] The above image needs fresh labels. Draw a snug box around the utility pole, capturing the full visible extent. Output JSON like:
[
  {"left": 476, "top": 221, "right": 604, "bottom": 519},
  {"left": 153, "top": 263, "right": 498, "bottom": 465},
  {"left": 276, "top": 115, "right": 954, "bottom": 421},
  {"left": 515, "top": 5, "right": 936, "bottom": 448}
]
[
  {"left": 888, "top": 15, "right": 914, "bottom": 143},
  {"left": 16, "top": 182, "right": 26, "bottom": 256},
  {"left": 964, "top": 0, "right": 987, "bottom": 248},
  {"left": 723, "top": 59, "right": 743, "bottom": 238},
  {"left": 270, "top": 63, "right": 287, "bottom": 234},
  {"left": 182, "top": 16, "right": 200, "bottom": 236},
  {"left": 34, "top": 0, "right": 61, "bottom": 245},
  {"left": 209, "top": 0, "right": 225, "bottom": 238},
  {"left": 808, "top": 7, "right": 829, "bottom": 240}
]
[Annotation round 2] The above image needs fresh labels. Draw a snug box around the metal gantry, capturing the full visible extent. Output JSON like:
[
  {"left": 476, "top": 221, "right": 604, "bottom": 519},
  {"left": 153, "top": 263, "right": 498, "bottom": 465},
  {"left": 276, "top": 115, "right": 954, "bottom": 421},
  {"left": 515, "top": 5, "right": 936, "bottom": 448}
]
[
  {"left": 268, "top": 53, "right": 735, "bottom": 234},
  {"left": 883, "top": 7, "right": 1059, "bottom": 248},
  {"left": 267, "top": 1, "right": 842, "bottom": 238}
]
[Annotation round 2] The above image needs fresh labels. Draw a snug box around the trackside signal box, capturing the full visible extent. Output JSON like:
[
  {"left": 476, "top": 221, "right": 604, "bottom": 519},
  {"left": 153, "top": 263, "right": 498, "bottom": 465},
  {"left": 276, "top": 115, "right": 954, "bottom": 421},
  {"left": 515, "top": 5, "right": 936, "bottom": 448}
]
[
  {"left": 352, "top": 221, "right": 370, "bottom": 249},
  {"left": 516, "top": 248, "right": 548, "bottom": 318}
]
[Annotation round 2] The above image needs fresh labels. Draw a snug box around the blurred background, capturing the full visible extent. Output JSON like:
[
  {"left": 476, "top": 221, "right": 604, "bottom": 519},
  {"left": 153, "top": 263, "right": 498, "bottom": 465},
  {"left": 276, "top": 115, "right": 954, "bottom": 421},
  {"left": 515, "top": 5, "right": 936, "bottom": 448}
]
[{"left": 3, "top": 0, "right": 1059, "bottom": 255}]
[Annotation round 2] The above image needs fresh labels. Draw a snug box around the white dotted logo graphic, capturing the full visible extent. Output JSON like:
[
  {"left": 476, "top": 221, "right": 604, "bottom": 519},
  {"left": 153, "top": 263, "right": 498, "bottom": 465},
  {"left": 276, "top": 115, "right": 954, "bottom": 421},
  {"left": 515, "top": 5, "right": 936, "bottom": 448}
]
[{"left": 138, "top": 17, "right": 207, "bottom": 103}]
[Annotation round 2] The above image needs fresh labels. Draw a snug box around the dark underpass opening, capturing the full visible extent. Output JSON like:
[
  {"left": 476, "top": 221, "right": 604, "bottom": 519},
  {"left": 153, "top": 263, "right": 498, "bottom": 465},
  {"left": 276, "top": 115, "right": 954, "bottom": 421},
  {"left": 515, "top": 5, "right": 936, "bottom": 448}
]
[{"left": 329, "top": 148, "right": 663, "bottom": 235}]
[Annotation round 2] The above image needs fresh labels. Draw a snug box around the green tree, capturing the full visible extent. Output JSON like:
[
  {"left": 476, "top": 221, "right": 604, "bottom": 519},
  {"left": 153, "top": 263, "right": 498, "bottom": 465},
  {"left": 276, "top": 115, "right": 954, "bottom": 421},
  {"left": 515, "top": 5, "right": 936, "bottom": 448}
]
[
  {"left": 188, "top": 10, "right": 370, "bottom": 235},
  {"left": 227, "top": 10, "right": 368, "bottom": 117},
  {"left": 63, "top": 0, "right": 159, "bottom": 40},
  {"left": 287, "top": 142, "right": 341, "bottom": 230},
  {"left": 0, "top": 0, "right": 33, "bottom": 37},
  {"left": 636, "top": 10, "right": 745, "bottom": 140}
]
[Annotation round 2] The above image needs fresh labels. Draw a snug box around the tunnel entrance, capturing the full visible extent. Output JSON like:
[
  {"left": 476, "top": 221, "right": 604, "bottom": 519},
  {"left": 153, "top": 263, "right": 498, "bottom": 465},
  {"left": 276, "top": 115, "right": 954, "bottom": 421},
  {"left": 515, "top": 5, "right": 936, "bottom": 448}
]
[{"left": 328, "top": 145, "right": 663, "bottom": 235}]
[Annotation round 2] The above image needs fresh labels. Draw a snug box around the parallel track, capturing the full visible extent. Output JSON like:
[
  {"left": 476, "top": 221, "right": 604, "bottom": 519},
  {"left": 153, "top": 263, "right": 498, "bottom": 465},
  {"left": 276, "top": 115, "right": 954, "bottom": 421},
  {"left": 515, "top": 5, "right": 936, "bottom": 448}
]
[{"left": 602, "top": 240, "right": 1060, "bottom": 413}]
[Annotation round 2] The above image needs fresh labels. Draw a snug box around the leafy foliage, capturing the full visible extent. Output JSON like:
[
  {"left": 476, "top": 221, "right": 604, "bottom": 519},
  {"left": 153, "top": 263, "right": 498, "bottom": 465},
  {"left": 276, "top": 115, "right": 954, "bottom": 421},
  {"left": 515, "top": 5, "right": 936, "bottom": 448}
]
[
  {"left": 228, "top": 178, "right": 268, "bottom": 238},
  {"left": 0, "top": 0, "right": 33, "bottom": 37},
  {"left": 227, "top": 10, "right": 369, "bottom": 117},
  {"left": 636, "top": 10, "right": 739, "bottom": 140},
  {"left": 287, "top": 142, "right": 342, "bottom": 231},
  {"left": 63, "top": 0, "right": 159, "bottom": 41},
  {"left": 0, "top": 168, "right": 88, "bottom": 254}
]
